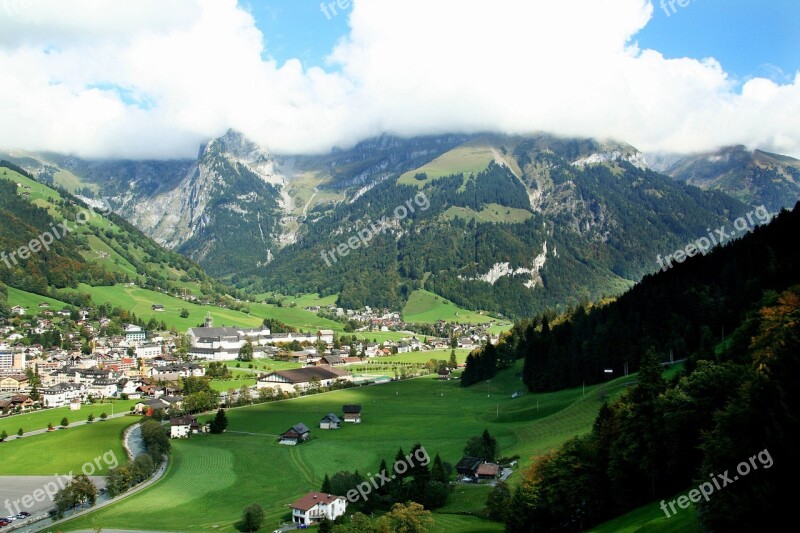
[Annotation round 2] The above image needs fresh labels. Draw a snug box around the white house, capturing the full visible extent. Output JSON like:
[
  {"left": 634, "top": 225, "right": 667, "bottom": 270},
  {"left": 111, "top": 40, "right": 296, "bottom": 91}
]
[
  {"left": 10, "top": 306, "right": 26, "bottom": 316},
  {"left": 170, "top": 415, "right": 201, "bottom": 438},
  {"left": 290, "top": 493, "right": 347, "bottom": 526}
]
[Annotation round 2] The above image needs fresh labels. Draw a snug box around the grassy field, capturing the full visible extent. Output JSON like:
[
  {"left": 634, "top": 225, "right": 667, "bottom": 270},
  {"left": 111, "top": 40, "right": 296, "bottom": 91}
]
[
  {"left": 208, "top": 376, "right": 258, "bottom": 393},
  {"left": 441, "top": 203, "right": 533, "bottom": 225},
  {"left": 402, "top": 289, "right": 497, "bottom": 324},
  {"left": 376, "top": 348, "right": 473, "bottom": 364},
  {"left": 0, "top": 400, "right": 139, "bottom": 437},
  {"left": 588, "top": 496, "right": 702, "bottom": 533},
  {"left": 398, "top": 140, "right": 495, "bottom": 187},
  {"left": 75, "top": 284, "right": 411, "bottom": 342},
  {"left": 60, "top": 361, "right": 643, "bottom": 532},
  {"left": 0, "top": 416, "right": 135, "bottom": 475},
  {"left": 5, "top": 286, "right": 71, "bottom": 312}
]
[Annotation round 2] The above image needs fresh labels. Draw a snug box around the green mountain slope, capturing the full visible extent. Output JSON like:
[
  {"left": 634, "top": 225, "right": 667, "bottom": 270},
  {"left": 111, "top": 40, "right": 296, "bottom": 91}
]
[{"left": 0, "top": 160, "right": 230, "bottom": 310}]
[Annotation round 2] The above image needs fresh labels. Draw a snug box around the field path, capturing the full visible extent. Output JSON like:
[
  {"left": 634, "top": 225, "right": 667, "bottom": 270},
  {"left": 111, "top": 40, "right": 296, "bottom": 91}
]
[{"left": 288, "top": 446, "right": 316, "bottom": 486}]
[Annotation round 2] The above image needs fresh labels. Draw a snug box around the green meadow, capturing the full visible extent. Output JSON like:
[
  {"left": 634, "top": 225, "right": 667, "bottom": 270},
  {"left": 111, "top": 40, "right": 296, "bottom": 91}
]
[
  {"left": 0, "top": 400, "right": 139, "bottom": 437},
  {"left": 402, "top": 289, "right": 496, "bottom": 324},
  {"left": 0, "top": 416, "right": 135, "bottom": 475},
  {"left": 60, "top": 361, "right": 640, "bottom": 532}
]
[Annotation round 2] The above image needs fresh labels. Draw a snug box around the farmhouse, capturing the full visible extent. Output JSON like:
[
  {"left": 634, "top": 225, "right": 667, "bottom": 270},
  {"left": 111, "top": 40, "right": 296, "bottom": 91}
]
[
  {"left": 342, "top": 404, "right": 362, "bottom": 423},
  {"left": 290, "top": 492, "right": 347, "bottom": 526},
  {"left": 319, "top": 413, "right": 341, "bottom": 430},
  {"left": 476, "top": 462, "right": 500, "bottom": 482},
  {"left": 279, "top": 423, "right": 311, "bottom": 445},
  {"left": 455, "top": 456, "right": 483, "bottom": 478},
  {"left": 10, "top": 305, "right": 25, "bottom": 316},
  {"left": 170, "top": 415, "right": 204, "bottom": 438},
  {"left": 256, "top": 366, "right": 348, "bottom": 394}
]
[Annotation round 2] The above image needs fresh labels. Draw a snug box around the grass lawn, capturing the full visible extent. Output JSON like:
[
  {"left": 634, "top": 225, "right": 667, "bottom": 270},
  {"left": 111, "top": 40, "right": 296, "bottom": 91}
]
[
  {"left": 60, "top": 360, "right": 640, "bottom": 532},
  {"left": 208, "top": 377, "right": 258, "bottom": 393},
  {"left": 402, "top": 289, "right": 495, "bottom": 324},
  {"left": 376, "top": 348, "right": 473, "bottom": 364},
  {"left": 587, "top": 496, "right": 702, "bottom": 533},
  {"left": 5, "top": 286, "right": 71, "bottom": 313},
  {"left": 0, "top": 416, "right": 136, "bottom": 475},
  {"left": 0, "top": 400, "right": 139, "bottom": 437}
]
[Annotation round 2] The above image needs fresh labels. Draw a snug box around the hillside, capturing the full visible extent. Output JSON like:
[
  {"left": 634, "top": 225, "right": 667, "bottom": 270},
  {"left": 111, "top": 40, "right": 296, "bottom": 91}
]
[
  {"left": 10, "top": 133, "right": 797, "bottom": 320},
  {"left": 0, "top": 160, "right": 234, "bottom": 312},
  {"left": 240, "top": 135, "right": 748, "bottom": 318},
  {"left": 651, "top": 145, "right": 800, "bottom": 212},
  {"left": 488, "top": 202, "right": 800, "bottom": 532}
]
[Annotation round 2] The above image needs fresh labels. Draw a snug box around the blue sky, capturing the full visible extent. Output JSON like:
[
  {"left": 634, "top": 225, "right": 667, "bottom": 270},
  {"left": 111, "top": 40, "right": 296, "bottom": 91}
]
[
  {"left": 251, "top": 0, "right": 800, "bottom": 84},
  {"left": 639, "top": 0, "right": 800, "bottom": 83}
]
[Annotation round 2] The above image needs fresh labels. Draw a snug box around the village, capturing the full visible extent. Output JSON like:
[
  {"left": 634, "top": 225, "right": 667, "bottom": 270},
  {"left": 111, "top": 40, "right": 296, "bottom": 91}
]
[{"left": 0, "top": 302, "right": 498, "bottom": 416}]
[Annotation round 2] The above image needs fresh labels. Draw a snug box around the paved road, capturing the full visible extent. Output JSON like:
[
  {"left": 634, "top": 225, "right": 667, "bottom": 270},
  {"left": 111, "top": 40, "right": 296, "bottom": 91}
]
[
  {"left": 0, "top": 476, "right": 107, "bottom": 519},
  {"left": 10, "top": 457, "right": 168, "bottom": 533}
]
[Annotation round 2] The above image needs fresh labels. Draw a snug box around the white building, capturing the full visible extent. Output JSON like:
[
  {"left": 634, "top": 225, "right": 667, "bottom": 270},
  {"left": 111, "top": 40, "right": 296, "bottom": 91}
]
[
  {"left": 135, "top": 343, "right": 162, "bottom": 359},
  {"left": 290, "top": 493, "right": 347, "bottom": 526}
]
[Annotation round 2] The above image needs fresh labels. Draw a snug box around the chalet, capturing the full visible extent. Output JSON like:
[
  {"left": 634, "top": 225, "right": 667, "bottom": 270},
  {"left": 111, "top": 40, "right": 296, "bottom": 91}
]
[
  {"left": 9, "top": 394, "right": 35, "bottom": 409},
  {"left": 170, "top": 415, "right": 204, "bottom": 438},
  {"left": 279, "top": 423, "right": 311, "bottom": 445},
  {"left": 319, "top": 413, "right": 341, "bottom": 430},
  {"left": 151, "top": 304, "right": 165, "bottom": 312},
  {"left": 38, "top": 302, "right": 50, "bottom": 308},
  {"left": 290, "top": 493, "right": 347, "bottom": 526},
  {"left": 438, "top": 368, "right": 452, "bottom": 380},
  {"left": 476, "top": 463, "right": 500, "bottom": 482},
  {"left": 10, "top": 305, "right": 26, "bottom": 316},
  {"left": 256, "top": 366, "right": 347, "bottom": 394},
  {"left": 455, "top": 456, "right": 483, "bottom": 478},
  {"left": 342, "top": 404, "right": 361, "bottom": 423}
]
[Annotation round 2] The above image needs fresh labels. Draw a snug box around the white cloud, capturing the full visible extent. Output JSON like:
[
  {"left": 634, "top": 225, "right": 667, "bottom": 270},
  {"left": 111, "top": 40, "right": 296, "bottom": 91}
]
[{"left": 0, "top": 0, "right": 798, "bottom": 159}]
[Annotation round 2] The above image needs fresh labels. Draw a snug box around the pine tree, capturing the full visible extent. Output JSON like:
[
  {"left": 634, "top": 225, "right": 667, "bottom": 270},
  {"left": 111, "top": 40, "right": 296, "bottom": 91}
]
[
  {"left": 209, "top": 408, "right": 228, "bottom": 434},
  {"left": 321, "top": 473, "right": 331, "bottom": 493}
]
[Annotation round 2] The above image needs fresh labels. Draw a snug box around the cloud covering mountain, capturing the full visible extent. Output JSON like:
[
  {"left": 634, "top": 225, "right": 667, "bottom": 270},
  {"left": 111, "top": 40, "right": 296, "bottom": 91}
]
[{"left": 1, "top": 0, "right": 799, "bottom": 158}]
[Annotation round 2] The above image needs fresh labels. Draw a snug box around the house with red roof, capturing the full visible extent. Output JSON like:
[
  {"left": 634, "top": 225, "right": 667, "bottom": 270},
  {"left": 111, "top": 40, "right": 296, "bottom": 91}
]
[{"left": 290, "top": 492, "right": 347, "bottom": 526}]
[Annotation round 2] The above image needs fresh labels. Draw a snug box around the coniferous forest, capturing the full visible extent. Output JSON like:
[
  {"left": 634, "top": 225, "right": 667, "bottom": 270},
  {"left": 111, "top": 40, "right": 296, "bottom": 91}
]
[{"left": 462, "top": 202, "right": 800, "bottom": 531}]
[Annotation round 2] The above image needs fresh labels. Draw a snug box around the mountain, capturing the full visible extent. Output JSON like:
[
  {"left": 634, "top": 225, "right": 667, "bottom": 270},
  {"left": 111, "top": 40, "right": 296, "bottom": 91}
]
[
  {"left": 0, "top": 160, "right": 228, "bottom": 310},
  {"left": 7, "top": 133, "right": 786, "bottom": 318},
  {"left": 647, "top": 145, "right": 800, "bottom": 212},
  {"left": 239, "top": 134, "right": 749, "bottom": 317}
]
